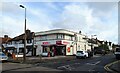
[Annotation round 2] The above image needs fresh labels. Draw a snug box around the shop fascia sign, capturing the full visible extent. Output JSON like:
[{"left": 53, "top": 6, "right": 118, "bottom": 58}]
[
  {"left": 42, "top": 42, "right": 50, "bottom": 45},
  {"left": 56, "top": 41, "right": 70, "bottom": 45},
  {"left": 63, "top": 41, "right": 70, "bottom": 45}
]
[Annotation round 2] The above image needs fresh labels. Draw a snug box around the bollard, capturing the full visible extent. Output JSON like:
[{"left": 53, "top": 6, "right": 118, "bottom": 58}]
[
  {"left": 12, "top": 53, "right": 16, "bottom": 60},
  {"left": 48, "top": 52, "right": 50, "bottom": 57}
]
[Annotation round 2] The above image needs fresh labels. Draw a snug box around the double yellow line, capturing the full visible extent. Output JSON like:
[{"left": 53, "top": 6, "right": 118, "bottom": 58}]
[{"left": 104, "top": 60, "right": 120, "bottom": 72}]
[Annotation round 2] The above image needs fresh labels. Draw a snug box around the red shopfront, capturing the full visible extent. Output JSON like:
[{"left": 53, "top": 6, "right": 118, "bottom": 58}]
[{"left": 41, "top": 40, "right": 70, "bottom": 56}]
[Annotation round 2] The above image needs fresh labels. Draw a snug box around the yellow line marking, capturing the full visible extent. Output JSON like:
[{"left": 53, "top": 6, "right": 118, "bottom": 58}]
[{"left": 104, "top": 60, "right": 120, "bottom": 72}]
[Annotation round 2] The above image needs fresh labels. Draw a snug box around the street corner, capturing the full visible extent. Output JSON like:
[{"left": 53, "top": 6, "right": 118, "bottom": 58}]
[
  {"left": 109, "top": 60, "right": 120, "bottom": 73},
  {"left": 104, "top": 60, "right": 120, "bottom": 73}
]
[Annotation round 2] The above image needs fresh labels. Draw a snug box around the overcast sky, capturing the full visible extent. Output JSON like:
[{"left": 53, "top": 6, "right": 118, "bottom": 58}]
[{"left": 0, "top": 0, "right": 119, "bottom": 44}]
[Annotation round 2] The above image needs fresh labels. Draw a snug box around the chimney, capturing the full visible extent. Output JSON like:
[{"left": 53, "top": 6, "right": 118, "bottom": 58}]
[
  {"left": 79, "top": 31, "right": 81, "bottom": 34},
  {"left": 4, "top": 35, "right": 8, "bottom": 38},
  {"left": 26, "top": 29, "right": 31, "bottom": 34}
]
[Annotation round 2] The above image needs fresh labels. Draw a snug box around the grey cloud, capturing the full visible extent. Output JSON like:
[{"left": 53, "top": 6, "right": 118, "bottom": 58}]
[
  {"left": 86, "top": 2, "right": 117, "bottom": 12},
  {"left": 52, "top": 16, "right": 87, "bottom": 32},
  {"left": 2, "top": 2, "right": 23, "bottom": 15},
  {"left": 86, "top": 2, "right": 117, "bottom": 18}
]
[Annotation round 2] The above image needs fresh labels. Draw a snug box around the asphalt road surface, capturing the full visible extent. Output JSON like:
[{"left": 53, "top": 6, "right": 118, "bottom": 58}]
[
  {"left": 1, "top": 54, "right": 117, "bottom": 73},
  {"left": 35, "top": 54, "right": 117, "bottom": 72}
]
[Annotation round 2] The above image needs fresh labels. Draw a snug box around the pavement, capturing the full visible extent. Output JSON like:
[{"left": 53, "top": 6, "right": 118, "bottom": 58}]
[
  {"left": 2, "top": 56, "right": 73, "bottom": 72},
  {"left": 109, "top": 60, "right": 120, "bottom": 73},
  {"left": 2, "top": 63, "right": 60, "bottom": 72},
  {"left": 7, "top": 54, "right": 104, "bottom": 64},
  {"left": 7, "top": 56, "right": 76, "bottom": 64}
]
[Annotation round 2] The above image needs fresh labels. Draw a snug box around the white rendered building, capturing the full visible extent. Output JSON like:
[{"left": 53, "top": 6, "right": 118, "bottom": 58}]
[{"left": 34, "top": 29, "right": 91, "bottom": 56}]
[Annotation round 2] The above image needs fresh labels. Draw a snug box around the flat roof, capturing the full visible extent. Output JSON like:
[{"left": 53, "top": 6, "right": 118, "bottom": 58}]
[{"left": 35, "top": 29, "right": 77, "bottom": 36}]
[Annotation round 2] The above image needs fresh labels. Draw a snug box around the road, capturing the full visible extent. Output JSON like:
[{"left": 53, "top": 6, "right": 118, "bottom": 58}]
[
  {"left": 1, "top": 54, "right": 117, "bottom": 73},
  {"left": 36, "top": 54, "right": 117, "bottom": 72}
]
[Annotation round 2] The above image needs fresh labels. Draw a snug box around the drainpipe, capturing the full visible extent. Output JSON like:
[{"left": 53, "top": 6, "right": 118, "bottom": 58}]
[{"left": 32, "top": 33, "right": 35, "bottom": 56}]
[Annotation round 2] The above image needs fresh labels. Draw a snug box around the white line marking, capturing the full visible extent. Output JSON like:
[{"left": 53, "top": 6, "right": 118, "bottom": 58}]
[
  {"left": 57, "top": 64, "right": 76, "bottom": 70},
  {"left": 95, "top": 61, "right": 101, "bottom": 65},
  {"left": 86, "top": 61, "right": 101, "bottom": 65}
]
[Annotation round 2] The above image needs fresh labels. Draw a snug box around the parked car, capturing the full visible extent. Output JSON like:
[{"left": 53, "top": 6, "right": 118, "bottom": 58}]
[
  {"left": 94, "top": 48, "right": 106, "bottom": 55},
  {"left": 87, "top": 51, "right": 93, "bottom": 58},
  {"left": 0, "top": 52, "right": 8, "bottom": 62},
  {"left": 115, "top": 47, "right": 120, "bottom": 59},
  {"left": 41, "top": 51, "right": 55, "bottom": 57},
  {"left": 41, "top": 52, "right": 48, "bottom": 57},
  {"left": 76, "top": 51, "right": 88, "bottom": 59}
]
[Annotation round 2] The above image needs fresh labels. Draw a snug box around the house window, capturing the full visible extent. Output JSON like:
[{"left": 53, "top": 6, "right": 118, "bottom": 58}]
[
  {"left": 27, "top": 39, "right": 32, "bottom": 44},
  {"left": 47, "top": 34, "right": 57, "bottom": 40},
  {"left": 19, "top": 48, "right": 23, "bottom": 53},
  {"left": 79, "top": 37, "right": 81, "bottom": 41},
  {"left": 22, "top": 40, "right": 24, "bottom": 44},
  {"left": 19, "top": 40, "right": 22, "bottom": 44},
  {"left": 40, "top": 35, "right": 47, "bottom": 40},
  {"left": 57, "top": 34, "right": 64, "bottom": 39},
  {"left": 14, "top": 41, "right": 17, "bottom": 44}
]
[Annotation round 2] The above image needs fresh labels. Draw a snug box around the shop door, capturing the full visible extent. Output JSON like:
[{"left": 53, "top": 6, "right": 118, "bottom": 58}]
[{"left": 55, "top": 45, "right": 66, "bottom": 56}]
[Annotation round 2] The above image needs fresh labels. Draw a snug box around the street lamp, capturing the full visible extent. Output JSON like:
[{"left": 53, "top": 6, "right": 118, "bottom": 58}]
[
  {"left": 20, "top": 5, "right": 26, "bottom": 62},
  {"left": 74, "top": 33, "right": 77, "bottom": 54}
]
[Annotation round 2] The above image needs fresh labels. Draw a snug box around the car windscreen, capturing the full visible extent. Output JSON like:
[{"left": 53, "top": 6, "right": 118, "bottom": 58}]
[
  {"left": 77, "top": 51, "right": 83, "bottom": 53},
  {"left": 0, "top": 53, "right": 6, "bottom": 56},
  {"left": 116, "top": 48, "right": 120, "bottom": 52}
]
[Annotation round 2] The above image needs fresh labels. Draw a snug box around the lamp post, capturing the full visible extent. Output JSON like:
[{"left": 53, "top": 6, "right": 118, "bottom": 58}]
[
  {"left": 74, "top": 33, "right": 77, "bottom": 54},
  {"left": 20, "top": 5, "right": 26, "bottom": 62},
  {"left": 91, "top": 35, "right": 96, "bottom": 56}
]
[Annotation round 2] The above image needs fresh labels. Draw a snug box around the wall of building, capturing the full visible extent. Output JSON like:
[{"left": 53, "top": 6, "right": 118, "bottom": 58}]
[
  {"left": 75, "top": 33, "right": 90, "bottom": 52},
  {"left": 35, "top": 39, "right": 75, "bottom": 55},
  {"left": 35, "top": 30, "right": 93, "bottom": 56}
]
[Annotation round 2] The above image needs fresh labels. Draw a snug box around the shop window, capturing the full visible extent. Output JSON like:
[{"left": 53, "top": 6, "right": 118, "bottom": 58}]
[{"left": 43, "top": 47, "right": 48, "bottom": 52}]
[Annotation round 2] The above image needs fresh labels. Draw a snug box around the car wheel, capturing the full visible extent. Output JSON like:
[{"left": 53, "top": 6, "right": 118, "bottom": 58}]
[
  {"left": 84, "top": 55, "right": 87, "bottom": 59},
  {"left": 76, "top": 56, "right": 78, "bottom": 59},
  {"left": 94, "top": 53, "right": 96, "bottom": 55}
]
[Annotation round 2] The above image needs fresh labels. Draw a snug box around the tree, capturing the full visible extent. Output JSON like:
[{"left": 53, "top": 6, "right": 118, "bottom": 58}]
[{"left": 98, "top": 44, "right": 109, "bottom": 51}]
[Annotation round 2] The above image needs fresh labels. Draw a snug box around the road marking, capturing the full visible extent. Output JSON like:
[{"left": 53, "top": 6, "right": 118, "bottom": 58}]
[
  {"left": 93, "top": 55, "right": 101, "bottom": 58},
  {"left": 104, "top": 60, "right": 120, "bottom": 72},
  {"left": 57, "top": 62, "right": 80, "bottom": 69},
  {"left": 86, "top": 61, "right": 101, "bottom": 65},
  {"left": 57, "top": 65, "right": 72, "bottom": 70},
  {"left": 57, "top": 65, "right": 70, "bottom": 69},
  {"left": 95, "top": 61, "right": 101, "bottom": 65}
]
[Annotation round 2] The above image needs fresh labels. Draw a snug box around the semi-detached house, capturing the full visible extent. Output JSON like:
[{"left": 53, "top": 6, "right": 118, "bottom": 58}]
[{"left": 3, "top": 30, "right": 37, "bottom": 57}]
